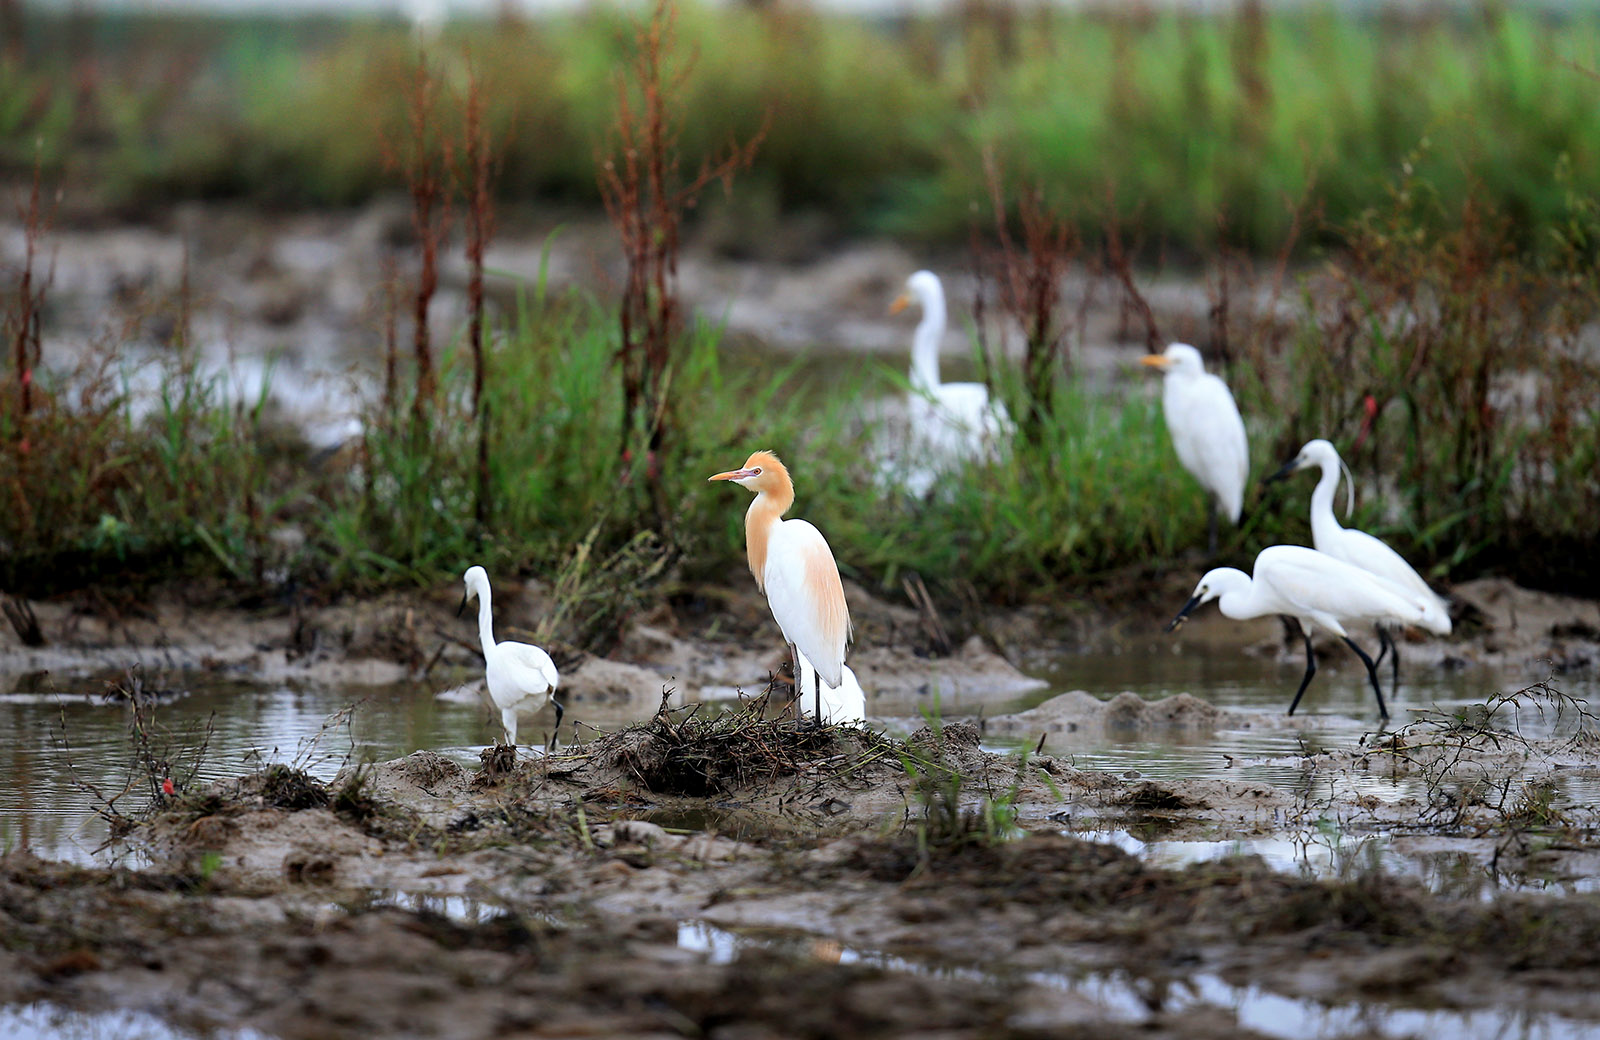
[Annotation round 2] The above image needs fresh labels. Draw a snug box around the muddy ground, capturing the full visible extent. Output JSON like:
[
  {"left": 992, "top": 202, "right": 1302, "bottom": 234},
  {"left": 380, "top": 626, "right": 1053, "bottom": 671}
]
[
  {"left": 5, "top": 696, "right": 1600, "bottom": 1040},
  {"left": 2, "top": 425, "right": 1598, "bottom": 1040},
  {"left": 2, "top": 571, "right": 1600, "bottom": 1038}
]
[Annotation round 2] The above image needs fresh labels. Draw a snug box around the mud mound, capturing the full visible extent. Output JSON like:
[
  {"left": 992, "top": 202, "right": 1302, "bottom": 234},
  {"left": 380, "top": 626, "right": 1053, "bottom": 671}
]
[
  {"left": 985, "top": 691, "right": 1238, "bottom": 738},
  {"left": 255, "top": 765, "right": 331, "bottom": 810},
  {"left": 1119, "top": 781, "right": 1208, "bottom": 812},
  {"left": 597, "top": 703, "right": 863, "bottom": 797}
]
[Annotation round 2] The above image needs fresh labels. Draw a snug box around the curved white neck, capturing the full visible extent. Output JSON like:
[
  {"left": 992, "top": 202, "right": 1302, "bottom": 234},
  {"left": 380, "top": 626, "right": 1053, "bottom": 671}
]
[
  {"left": 474, "top": 585, "right": 497, "bottom": 655},
  {"left": 910, "top": 293, "right": 945, "bottom": 393},
  {"left": 1309, "top": 456, "right": 1345, "bottom": 548},
  {"left": 1215, "top": 572, "right": 1270, "bottom": 621}
]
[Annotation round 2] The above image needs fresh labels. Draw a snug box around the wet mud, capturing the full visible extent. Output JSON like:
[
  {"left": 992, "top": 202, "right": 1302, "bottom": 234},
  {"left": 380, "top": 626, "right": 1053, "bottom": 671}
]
[
  {"left": 5, "top": 672, "right": 1600, "bottom": 1039},
  {"left": 3, "top": 566, "right": 1600, "bottom": 1037}
]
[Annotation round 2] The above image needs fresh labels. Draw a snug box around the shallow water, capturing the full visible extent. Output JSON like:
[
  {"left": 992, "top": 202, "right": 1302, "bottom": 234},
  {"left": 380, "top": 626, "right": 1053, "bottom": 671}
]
[
  {"left": 676, "top": 921, "right": 1600, "bottom": 1040},
  {"left": 0, "top": 1003, "right": 271, "bottom": 1040},
  {"left": 1, "top": 650, "right": 1594, "bottom": 864}
]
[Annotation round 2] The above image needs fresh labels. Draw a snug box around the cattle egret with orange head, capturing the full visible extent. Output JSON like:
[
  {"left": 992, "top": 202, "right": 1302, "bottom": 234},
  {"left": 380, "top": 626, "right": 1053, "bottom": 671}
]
[{"left": 709, "top": 450, "right": 852, "bottom": 722}]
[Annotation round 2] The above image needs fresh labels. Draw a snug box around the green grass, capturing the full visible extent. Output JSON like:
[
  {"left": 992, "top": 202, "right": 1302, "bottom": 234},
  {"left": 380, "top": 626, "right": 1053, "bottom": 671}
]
[
  {"left": 3, "top": 158, "right": 1598, "bottom": 613},
  {"left": 7, "top": 4, "right": 1600, "bottom": 255}
]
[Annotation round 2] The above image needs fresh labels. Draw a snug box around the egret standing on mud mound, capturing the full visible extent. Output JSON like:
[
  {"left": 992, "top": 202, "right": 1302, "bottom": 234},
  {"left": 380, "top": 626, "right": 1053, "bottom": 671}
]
[
  {"left": 1141, "top": 343, "right": 1248, "bottom": 554},
  {"left": 709, "top": 451, "right": 852, "bottom": 722},
  {"left": 1266, "top": 438, "right": 1452, "bottom": 692},
  {"left": 797, "top": 654, "right": 866, "bottom": 725},
  {"left": 1165, "top": 545, "right": 1436, "bottom": 718},
  {"left": 460, "top": 566, "right": 562, "bottom": 750},
  {"left": 889, "top": 270, "right": 1013, "bottom": 496}
]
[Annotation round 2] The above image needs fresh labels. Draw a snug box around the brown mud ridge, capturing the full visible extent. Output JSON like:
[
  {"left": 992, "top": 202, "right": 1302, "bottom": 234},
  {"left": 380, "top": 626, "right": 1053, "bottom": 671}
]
[
  {"left": 2, "top": 574, "right": 1596, "bottom": 723},
  {"left": 6, "top": 699, "right": 1600, "bottom": 1039}
]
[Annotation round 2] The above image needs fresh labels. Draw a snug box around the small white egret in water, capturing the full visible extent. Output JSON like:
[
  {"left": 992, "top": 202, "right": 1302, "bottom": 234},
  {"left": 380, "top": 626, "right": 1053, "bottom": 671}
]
[
  {"left": 1266, "top": 438, "right": 1451, "bottom": 692},
  {"left": 797, "top": 652, "right": 866, "bottom": 725},
  {"left": 888, "top": 270, "right": 1013, "bottom": 496},
  {"left": 1166, "top": 545, "right": 1436, "bottom": 718},
  {"left": 460, "top": 566, "right": 562, "bottom": 750},
  {"left": 1141, "top": 343, "right": 1248, "bottom": 554},
  {"left": 709, "top": 451, "right": 853, "bottom": 723}
]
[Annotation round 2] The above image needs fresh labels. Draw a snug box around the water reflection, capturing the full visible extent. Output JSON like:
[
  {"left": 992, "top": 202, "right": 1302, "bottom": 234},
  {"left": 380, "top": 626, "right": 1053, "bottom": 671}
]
[
  {"left": 2, "top": 651, "right": 1595, "bottom": 865},
  {"left": 676, "top": 920, "right": 1600, "bottom": 1039},
  {"left": 0, "top": 1003, "right": 271, "bottom": 1040}
]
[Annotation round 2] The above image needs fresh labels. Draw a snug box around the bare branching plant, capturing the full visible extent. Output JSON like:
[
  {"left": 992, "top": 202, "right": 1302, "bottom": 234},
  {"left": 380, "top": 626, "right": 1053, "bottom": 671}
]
[
  {"left": 1372, "top": 678, "right": 1597, "bottom": 832},
  {"left": 457, "top": 59, "right": 503, "bottom": 531},
  {"left": 54, "top": 666, "right": 214, "bottom": 841},
  {"left": 383, "top": 50, "right": 454, "bottom": 438},
  {"left": 973, "top": 148, "right": 1076, "bottom": 444},
  {"left": 598, "top": 0, "right": 766, "bottom": 524}
]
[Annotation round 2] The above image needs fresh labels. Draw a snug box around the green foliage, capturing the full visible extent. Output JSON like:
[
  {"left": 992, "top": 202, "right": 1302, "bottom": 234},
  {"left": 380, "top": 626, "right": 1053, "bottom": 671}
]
[{"left": 10, "top": 5, "right": 1600, "bottom": 254}]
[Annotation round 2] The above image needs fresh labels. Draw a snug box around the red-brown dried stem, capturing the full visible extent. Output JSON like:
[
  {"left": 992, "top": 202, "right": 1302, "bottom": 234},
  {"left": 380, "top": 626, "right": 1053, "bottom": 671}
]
[
  {"left": 598, "top": 0, "right": 765, "bottom": 522},
  {"left": 460, "top": 61, "right": 500, "bottom": 529},
  {"left": 1102, "top": 197, "right": 1161, "bottom": 355},
  {"left": 9, "top": 156, "right": 52, "bottom": 436},
  {"left": 977, "top": 148, "right": 1074, "bottom": 443},
  {"left": 383, "top": 51, "right": 453, "bottom": 437}
]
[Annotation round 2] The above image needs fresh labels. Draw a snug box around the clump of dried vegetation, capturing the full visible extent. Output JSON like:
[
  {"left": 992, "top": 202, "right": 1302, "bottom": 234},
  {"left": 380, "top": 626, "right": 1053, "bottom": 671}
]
[
  {"left": 1367, "top": 678, "right": 1600, "bottom": 864},
  {"left": 591, "top": 690, "right": 890, "bottom": 799},
  {"left": 53, "top": 666, "right": 212, "bottom": 840}
]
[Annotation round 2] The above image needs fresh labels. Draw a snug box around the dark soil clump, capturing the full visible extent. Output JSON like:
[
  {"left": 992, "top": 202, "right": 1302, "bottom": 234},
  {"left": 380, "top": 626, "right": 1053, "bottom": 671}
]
[{"left": 596, "top": 701, "right": 880, "bottom": 797}]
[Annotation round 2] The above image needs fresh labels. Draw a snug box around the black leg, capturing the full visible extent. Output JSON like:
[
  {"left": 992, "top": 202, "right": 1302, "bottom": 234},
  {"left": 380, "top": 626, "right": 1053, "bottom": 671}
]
[
  {"left": 788, "top": 643, "right": 800, "bottom": 720},
  {"left": 1342, "top": 636, "right": 1390, "bottom": 719},
  {"left": 550, "top": 697, "right": 564, "bottom": 751},
  {"left": 814, "top": 667, "right": 822, "bottom": 726},
  {"left": 1286, "top": 630, "right": 1318, "bottom": 716},
  {"left": 1382, "top": 627, "right": 1400, "bottom": 693}
]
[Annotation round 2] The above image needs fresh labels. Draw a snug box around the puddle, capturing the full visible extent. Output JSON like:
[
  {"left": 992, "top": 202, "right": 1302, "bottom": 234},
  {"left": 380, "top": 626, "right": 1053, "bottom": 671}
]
[
  {"left": 2, "top": 655, "right": 1595, "bottom": 864},
  {"left": 0, "top": 1003, "right": 272, "bottom": 1040},
  {"left": 676, "top": 920, "right": 1600, "bottom": 1039}
]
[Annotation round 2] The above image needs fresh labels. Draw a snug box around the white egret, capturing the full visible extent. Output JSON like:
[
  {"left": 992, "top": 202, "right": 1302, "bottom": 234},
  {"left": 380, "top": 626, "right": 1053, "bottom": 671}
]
[
  {"left": 709, "top": 450, "right": 852, "bottom": 723},
  {"left": 1141, "top": 343, "right": 1249, "bottom": 554},
  {"left": 1266, "top": 438, "right": 1451, "bottom": 691},
  {"left": 1166, "top": 544, "right": 1436, "bottom": 717},
  {"left": 459, "top": 566, "right": 562, "bottom": 750},
  {"left": 797, "top": 652, "right": 866, "bottom": 725},
  {"left": 889, "top": 270, "right": 1013, "bottom": 496}
]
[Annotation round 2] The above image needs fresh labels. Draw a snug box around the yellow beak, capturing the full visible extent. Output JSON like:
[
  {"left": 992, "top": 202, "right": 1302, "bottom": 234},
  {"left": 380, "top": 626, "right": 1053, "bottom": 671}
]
[
  {"left": 708, "top": 467, "right": 757, "bottom": 482},
  {"left": 1139, "top": 354, "right": 1171, "bottom": 370},
  {"left": 889, "top": 293, "right": 911, "bottom": 316}
]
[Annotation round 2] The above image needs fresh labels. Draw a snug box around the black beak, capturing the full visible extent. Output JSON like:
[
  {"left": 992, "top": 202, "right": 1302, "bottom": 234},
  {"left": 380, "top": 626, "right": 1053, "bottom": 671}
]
[
  {"left": 456, "top": 591, "right": 468, "bottom": 617},
  {"left": 1165, "top": 594, "right": 1203, "bottom": 634},
  {"left": 1263, "top": 458, "right": 1300, "bottom": 485}
]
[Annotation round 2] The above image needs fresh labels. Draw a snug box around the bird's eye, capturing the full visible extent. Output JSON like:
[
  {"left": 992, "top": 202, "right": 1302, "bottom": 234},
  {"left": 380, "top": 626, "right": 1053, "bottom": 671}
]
[{"left": 752, "top": 467, "right": 763, "bottom": 475}]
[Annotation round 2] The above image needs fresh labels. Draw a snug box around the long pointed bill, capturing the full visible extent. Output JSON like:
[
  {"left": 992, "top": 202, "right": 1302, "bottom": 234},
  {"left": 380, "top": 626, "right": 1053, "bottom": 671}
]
[
  {"left": 455, "top": 591, "right": 468, "bottom": 617},
  {"left": 889, "top": 293, "right": 910, "bottom": 316},
  {"left": 1165, "top": 594, "right": 1203, "bottom": 633},
  {"left": 1138, "top": 355, "right": 1170, "bottom": 370},
  {"left": 708, "top": 467, "right": 758, "bottom": 482},
  {"left": 1263, "top": 458, "right": 1301, "bottom": 485}
]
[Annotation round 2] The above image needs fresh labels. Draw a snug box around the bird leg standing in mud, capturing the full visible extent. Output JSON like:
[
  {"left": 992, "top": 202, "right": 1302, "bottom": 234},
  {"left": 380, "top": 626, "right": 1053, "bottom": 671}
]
[
  {"left": 709, "top": 450, "right": 852, "bottom": 726},
  {"left": 461, "top": 566, "right": 563, "bottom": 752},
  {"left": 1164, "top": 546, "right": 1426, "bottom": 718}
]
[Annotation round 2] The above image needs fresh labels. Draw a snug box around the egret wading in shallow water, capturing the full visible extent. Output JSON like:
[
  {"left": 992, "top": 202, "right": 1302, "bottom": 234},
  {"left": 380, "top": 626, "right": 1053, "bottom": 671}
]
[
  {"left": 709, "top": 451, "right": 852, "bottom": 723},
  {"left": 1266, "top": 438, "right": 1452, "bottom": 692},
  {"left": 1140, "top": 343, "right": 1248, "bottom": 554},
  {"left": 888, "top": 270, "right": 1013, "bottom": 496},
  {"left": 459, "top": 566, "right": 562, "bottom": 750},
  {"left": 1166, "top": 545, "right": 1436, "bottom": 718}
]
